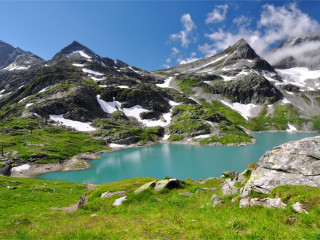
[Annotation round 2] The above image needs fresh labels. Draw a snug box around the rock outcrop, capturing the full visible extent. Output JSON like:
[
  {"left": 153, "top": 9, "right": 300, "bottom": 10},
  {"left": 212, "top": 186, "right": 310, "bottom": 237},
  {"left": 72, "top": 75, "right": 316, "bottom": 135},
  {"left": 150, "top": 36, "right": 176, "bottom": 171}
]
[
  {"left": 239, "top": 197, "right": 287, "bottom": 209},
  {"left": 241, "top": 136, "right": 320, "bottom": 197},
  {"left": 134, "top": 179, "right": 185, "bottom": 194}
]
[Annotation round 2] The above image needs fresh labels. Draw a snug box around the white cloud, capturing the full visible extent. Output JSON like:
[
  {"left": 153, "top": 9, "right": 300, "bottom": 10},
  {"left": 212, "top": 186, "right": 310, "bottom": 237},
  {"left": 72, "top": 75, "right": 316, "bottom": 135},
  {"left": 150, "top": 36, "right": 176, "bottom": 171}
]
[
  {"left": 170, "top": 13, "right": 196, "bottom": 48},
  {"left": 232, "top": 15, "right": 251, "bottom": 28},
  {"left": 198, "top": 43, "right": 217, "bottom": 57},
  {"left": 266, "top": 41, "right": 320, "bottom": 66},
  {"left": 177, "top": 56, "right": 199, "bottom": 65},
  {"left": 206, "top": 4, "right": 228, "bottom": 24},
  {"left": 172, "top": 47, "right": 179, "bottom": 55},
  {"left": 200, "top": 3, "right": 320, "bottom": 57}
]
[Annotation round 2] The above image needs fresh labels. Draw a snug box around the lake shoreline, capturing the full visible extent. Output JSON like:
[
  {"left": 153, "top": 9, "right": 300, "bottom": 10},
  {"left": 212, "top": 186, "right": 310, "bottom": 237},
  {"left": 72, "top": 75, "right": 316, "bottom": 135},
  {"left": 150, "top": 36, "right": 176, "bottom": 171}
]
[{"left": 10, "top": 130, "right": 320, "bottom": 179}]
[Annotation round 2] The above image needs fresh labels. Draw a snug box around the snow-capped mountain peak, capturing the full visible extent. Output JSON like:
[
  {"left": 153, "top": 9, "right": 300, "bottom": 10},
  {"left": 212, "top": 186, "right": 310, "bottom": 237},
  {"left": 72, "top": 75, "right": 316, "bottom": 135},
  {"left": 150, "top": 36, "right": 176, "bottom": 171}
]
[
  {"left": 52, "top": 40, "right": 100, "bottom": 62},
  {"left": 0, "top": 41, "right": 43, "bottom": 71}
]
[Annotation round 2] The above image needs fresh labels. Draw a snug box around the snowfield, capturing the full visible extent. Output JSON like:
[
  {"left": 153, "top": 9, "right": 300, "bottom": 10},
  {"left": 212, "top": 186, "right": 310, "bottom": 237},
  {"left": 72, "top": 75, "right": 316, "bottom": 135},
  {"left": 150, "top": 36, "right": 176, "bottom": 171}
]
[
  {"left": 96, "top": 95, "right": 121, "bottom": 113},
  {"left": 109, "top": 143, "right": 127, "bottom": 148},
  {"left": 221, "top": 100, "right": 257, "bottom": 120},
  {"left": 49, "top": 115, "right": 96, "bottom": 132},
  {"left": 276, "top": 67, "right": 320, "bottom": 88},
  {"left": 11, "top": 164, "right": 31, "bottom": 172},
  {"left": 287, "top": 124, "right": 297, "bottom": 132},
  {"left": 82, "top": 68, "right": 104, "bottom": 76},
  {"left": 156, "top": 77, "right": 173, "bottom": 88},
  {"left": 96, "top": 95, "right": 180, "bottom": 127}
]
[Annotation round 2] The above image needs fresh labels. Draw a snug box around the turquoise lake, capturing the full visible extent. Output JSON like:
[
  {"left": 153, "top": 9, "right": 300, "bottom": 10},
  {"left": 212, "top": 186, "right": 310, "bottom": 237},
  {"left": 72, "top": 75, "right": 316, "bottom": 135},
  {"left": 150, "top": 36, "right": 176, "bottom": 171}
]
[{"left": 37, "top": 132, "right": 319, "bottom": 184}]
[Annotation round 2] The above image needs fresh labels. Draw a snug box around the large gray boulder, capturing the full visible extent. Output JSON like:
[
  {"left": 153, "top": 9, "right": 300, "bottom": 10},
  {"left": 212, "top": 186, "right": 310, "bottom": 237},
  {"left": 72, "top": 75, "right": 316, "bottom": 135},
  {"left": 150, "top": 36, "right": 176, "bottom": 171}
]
[
  {"left": 241, "top": 136, "right": 320, "bottom": 197},
  {"left": 239, "top": 197, "right": 286, "bottom": 209},
  {"left": 134, "top": 179, "right": 185, "bottom": 194},
  {"left": 222, "top": 179, "right": 239, "bottom": 196}
]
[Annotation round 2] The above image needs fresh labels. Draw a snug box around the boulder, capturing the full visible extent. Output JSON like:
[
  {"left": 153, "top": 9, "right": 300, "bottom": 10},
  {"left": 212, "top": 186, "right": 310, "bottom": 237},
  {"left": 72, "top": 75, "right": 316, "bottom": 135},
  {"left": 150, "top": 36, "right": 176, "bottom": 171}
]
[
  {"left": 134, "top": 181, "right": 157, "bottom": 194},
  {"left": 134, "top": 179, "right": 185, "bottom": 194},
  {"left": 239, "top": 197, "right": 286, "bottom": 209},
  {"left": 78, "top": 194, "right": 87, "bottom": 206},
  {"left": 222, "top": 171, "right": 238, "bottom": 179},
  {"left": 154, "top": 179, "right": 185, "bottom": 191},
  {"left": 101, "top": 191, "right": 126, "bottom": 198},
  {"left": 222, "top": 179, "right": 239, "bottom": 196},
  {"left": 241, "top": 136, "right": 320, "bottom": 198},
  {"left": 211, "top": 194, "right": 224, "bottom": 206},
  {"left": 292, "top": 202, "right": 308, "bottom": 214}
]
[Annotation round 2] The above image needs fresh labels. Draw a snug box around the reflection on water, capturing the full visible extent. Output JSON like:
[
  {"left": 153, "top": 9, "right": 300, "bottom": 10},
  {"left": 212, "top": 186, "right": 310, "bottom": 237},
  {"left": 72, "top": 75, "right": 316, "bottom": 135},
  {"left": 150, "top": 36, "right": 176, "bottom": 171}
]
[{"left": 37, "top": 132, "right": 319, "bottom": 184}]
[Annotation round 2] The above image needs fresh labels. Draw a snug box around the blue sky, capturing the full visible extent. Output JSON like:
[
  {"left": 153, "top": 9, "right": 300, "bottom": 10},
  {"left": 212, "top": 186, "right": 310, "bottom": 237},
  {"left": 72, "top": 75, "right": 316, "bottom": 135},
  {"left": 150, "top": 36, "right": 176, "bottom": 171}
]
[{"left": 1, "top": 1, "right": 320, "bottom": 71}]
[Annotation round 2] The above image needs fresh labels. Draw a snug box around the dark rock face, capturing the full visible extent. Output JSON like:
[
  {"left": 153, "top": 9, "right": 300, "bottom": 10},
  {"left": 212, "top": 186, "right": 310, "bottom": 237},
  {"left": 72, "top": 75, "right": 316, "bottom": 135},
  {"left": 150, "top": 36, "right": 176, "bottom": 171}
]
[
  {"left": 241, "top": 136, "right": 320, "bottom": 197},
  {"left": 33, "top": 87, "right": 106, "bottom": 122},
  {"left": 227, "top": 38, "right": 259, "bottom": 60},
  {"left": 210, "top": 74, "right": 283, "bottom": 104}
]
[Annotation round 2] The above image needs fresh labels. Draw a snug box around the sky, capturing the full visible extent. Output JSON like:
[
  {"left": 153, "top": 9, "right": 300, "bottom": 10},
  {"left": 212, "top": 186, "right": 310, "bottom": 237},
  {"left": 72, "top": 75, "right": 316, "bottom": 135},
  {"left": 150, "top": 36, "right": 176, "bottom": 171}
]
[{"left": 1, "top": 1, "right": 320, "bottom": 71}]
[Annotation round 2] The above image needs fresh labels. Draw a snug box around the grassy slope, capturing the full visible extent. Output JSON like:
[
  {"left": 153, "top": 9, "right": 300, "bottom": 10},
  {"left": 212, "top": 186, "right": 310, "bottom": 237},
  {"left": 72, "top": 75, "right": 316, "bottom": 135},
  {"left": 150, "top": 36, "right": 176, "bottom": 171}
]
[
  {"left": 1, "top": 176, "right": 320, "bottom": 239},
  {"left": 0, "top": 117, "right": 108, "bottom": 164}
]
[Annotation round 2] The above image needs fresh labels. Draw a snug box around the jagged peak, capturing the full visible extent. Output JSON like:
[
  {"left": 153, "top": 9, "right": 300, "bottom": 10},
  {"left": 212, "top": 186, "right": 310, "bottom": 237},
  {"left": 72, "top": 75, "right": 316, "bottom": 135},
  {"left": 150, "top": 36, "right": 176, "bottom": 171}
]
[{"left": 52, "top": 40, "right": 100, "bottom": 61}]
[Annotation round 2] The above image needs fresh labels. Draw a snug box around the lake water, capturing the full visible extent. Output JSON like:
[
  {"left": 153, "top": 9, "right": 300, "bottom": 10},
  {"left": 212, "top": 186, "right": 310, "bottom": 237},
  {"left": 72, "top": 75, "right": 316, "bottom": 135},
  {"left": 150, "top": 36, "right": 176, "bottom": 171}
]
[{"left": 37, "top": 132, "right": 319, "bottom": 184}]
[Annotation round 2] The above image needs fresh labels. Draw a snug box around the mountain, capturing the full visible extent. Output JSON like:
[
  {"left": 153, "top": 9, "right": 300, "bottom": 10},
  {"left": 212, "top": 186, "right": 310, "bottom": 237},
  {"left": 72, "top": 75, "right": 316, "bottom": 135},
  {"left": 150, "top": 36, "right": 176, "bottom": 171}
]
[
  {"left": 0, "top": 40, "right": 43, "bottom": 71},
  {"left": 163, "top": 39, "right": 276, "bottom": 79},
  {"left": 1, "top": 37, "right": 320, "bottom": 166},
  {"left": 267, "top": 32, "right": 320, "bottom": 69}
]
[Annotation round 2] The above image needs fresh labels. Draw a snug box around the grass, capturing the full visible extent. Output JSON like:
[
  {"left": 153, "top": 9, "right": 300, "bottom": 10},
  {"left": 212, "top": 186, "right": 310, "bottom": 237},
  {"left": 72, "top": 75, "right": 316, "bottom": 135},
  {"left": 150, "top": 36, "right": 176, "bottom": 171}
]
[
  {"left": 0, "top": 117, "right": 108, "bottom": 164},
  {"left": 169, "top": 104, "right": 253, "bottom": 145},
  {"left": 1, "top": 176, "right": 320, "bottom": 239},
  {"left": 92, "top": 117, "right": 164, "bottom": 145}
]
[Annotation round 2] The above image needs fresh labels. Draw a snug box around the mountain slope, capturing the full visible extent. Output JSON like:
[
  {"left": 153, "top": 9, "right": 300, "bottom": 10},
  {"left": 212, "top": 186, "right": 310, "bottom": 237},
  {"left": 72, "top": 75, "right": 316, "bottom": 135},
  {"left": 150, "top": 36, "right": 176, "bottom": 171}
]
[
  {"left": 0, "top": 40, "right": 43, "bottom": 71},
  {"left": 267, "top": 33, "right": 320, "bottom": 69},
  {"left": 163, "top": 39, "right": 277, "bottom": 79}
]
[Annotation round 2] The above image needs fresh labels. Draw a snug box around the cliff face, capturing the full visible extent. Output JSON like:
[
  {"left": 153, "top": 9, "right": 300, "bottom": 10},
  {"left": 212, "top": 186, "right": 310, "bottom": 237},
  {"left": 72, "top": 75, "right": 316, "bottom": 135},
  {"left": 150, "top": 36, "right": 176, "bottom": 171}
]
[{"left": 241, "top": 136, "right": 320, "bottom": 197}]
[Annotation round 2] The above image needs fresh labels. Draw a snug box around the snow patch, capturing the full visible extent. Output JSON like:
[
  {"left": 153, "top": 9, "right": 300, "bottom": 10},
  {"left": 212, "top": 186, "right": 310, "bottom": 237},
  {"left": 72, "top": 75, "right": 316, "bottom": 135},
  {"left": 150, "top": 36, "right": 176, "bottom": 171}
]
[
  {"left": 156, "top": 77, "right": 173, "bottom": 88},
  {"left": 194, "top": 134, "right": 210, "bottom": 139},
  {"left": 287, "top": 124, "right": 297, "bottom": 132},
  {"left": 11, "top": 164, "right": 30, "bottom": 172},
  {"left": 197, "top": 54, "right": 228, "bottom": 72},
  {"left": 25, "top": 103, "right": 33, "bottom": 108},
  {"left": 276, "top": 67, "right": 320, "bottom": 88},
  {"left": 118, "top": 85, "right": 129, "bottom": 89},
  {"left": 72, "top": 63, "right": 85, "bottom": 67},
  {"left": 82, "top": 68, "right": 104, "bottom": 76},
  {"left": 49, "top": 115, "right": 96, "bottom": 132},
  {"left": 90, "top": 76, "right": 104, "bottom": 81},
  {"left": 96, "top": 95, "right": 121, "bottom": 114},
  {"left": 128, "top": 66, "right": 141, "bottom": 74},
  {"left": 221, "top": 100, "right": 257, "bottom": 120},
  {"left": 97, "top": 95, "right": 180, "bottom": 127},
  {"left": 286, "top": 91, "right": 294, "bottom": 95},
  {"left": 109, "top": 143, "right": 127, "bottom": 148},
  {"left": 3, "top": 63, "right": 29, "bottom": 71},
  {"left": 282, "top": 98, "right": 290, "bottom": 104},
  {"left": 162, "top": 134, "right": 170, "bottom": 140},
  {"left": 18, "top": 97, "right": 28, "bottom": 103},
  {"left": 38, "top": 87, "right": 49, "bottom": 94}
]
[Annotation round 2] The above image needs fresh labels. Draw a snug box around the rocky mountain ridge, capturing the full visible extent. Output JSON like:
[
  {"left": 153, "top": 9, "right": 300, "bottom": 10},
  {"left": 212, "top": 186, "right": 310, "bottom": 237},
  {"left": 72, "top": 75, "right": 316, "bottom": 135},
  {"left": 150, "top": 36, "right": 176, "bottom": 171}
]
[{"left": 0, "top": 40, "right": 43, "bottom": 71}]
